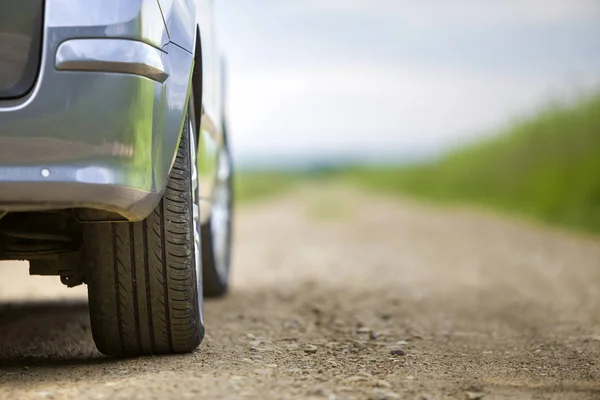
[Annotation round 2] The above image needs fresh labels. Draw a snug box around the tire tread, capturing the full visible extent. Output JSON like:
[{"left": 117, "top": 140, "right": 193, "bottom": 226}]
[{"left": 85, "top": 123, "right": 203, "bottom": 357}]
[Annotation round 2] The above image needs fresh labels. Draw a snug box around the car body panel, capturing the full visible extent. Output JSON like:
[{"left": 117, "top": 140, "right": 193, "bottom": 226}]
[
  {"left": 46, "top": 0, "right": 169, "bottom": 50},
  {"left": 0, "top": 0, "right": 226, "bottom": 222},
  {"left": 55, "top": 39, "right": 169, "bottom": 83},
  {"left": 158, "top": 0, "right": 196, "bottom": 52}
]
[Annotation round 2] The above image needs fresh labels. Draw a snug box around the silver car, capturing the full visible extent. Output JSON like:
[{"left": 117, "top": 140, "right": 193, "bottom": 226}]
[{"left": 0, "top": 0, "right": 233, "bottom": 357}]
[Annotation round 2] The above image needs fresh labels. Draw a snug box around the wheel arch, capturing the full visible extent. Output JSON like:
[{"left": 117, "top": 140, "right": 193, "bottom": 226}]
[{"left": 191, "top": 25, "right": 203, "bottom": 145}]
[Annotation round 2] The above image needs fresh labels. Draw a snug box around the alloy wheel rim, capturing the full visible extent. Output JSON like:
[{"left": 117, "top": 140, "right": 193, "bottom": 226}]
[
  {"left": 189, "top": 119, "right": 203, "bottom": 318},
  {"left": 210, "top": 148, "right": 232, "bottom": 280}
]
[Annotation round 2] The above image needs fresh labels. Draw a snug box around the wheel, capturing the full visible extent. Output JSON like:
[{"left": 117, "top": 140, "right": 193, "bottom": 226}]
[
  {"left": 202, "top": 135, "right": 233, "bottom": 298},
  {"left": 83, "top": 109, "right": 204, "bottom": 357}
]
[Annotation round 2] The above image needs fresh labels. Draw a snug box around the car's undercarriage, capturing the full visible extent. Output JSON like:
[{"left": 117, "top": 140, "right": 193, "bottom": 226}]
[{"left": 0, "top": 211, "right": 85, "bottom": 287}]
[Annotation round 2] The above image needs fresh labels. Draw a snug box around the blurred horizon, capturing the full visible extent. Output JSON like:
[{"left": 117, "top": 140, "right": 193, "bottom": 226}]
[{"left": 215, "top": 0, "right": 600, "bottom": 169}]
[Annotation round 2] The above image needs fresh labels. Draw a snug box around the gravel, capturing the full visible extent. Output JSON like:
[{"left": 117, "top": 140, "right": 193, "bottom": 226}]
[{"left": 0, "top": 186, "right": 599, "bottom": 399}]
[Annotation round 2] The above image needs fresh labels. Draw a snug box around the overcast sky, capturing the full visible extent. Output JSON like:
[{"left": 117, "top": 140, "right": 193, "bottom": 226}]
[{"left": 214, "top": 0, "right": 600, "bottom": 166}]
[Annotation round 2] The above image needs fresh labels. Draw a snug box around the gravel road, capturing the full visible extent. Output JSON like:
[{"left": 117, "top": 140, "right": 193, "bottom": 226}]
[{"left": 0, "top": 186, "right": 599, "bottom": 399}]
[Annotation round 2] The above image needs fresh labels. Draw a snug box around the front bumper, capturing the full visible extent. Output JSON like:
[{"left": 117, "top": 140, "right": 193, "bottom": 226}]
[{"left": 0, "top": 0, "right": 193, "bottom": 221}]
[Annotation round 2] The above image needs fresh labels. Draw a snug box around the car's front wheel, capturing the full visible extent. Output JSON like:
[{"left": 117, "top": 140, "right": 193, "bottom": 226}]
[{"left": 83, "top": 110, "right": 204, "bottom": 357}]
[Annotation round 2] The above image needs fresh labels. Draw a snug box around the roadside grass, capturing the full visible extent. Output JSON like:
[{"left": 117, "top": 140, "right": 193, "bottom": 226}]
[
  {"left": 339, "top": 93, "right": 600, "bottom": 234},
  {"left": 234, "top": 171, "right": 300, "bottom": 204},
  {"left": 234, "top": 94, "right": 600, "bottom": 234}
]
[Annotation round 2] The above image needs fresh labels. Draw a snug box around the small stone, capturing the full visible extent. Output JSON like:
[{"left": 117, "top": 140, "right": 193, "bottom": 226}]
[
  {"left": 333, "top": 319, "right": 346, "bottom": 327},
  {"left": 304, "top": 344, "right": 318, "bottom": 354},
  {"left": 368, "top": 391, "right": 400, "bottom": 400},
  {"left": 395, "top": 340, "right": 408, "bottom": 346},
  {"left": 353, "top": 340, "right": 367, "bottom": 349},
  {"left": 357, "top": 327, "right": 372, "bottom": 334},
  {"left": 466, "top": 392, "right": 484, "bottom": 400},
  {"left": 250, "top": 346, "right": 274, "bottom": 352},
  {"left": 286, "top": 343, "right": 299, "bottom": 350},
  {"left": 375, "top": 379, "right": 392, "bottom": 388},
  {"left": 345, "top": 375, "right": 369, "bottom": 383},
  {"left": 307, "top": 387, "right": 329, "bottom": 397},
  {"left": 254, "top": 368, "right": 273, "bottom": 375},
  {"left": 390, "top": 349, "right": 405, "bottom": 356}
]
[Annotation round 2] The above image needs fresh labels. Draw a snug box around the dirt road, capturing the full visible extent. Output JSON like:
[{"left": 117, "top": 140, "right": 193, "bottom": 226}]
[{"left": 0, "top": 186, "right": 599, "bottom": 399}]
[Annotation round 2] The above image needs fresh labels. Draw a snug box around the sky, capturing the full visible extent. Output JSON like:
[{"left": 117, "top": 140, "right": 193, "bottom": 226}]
[{"left": 214, "top": 0, "right": 600, "bottom": 167}]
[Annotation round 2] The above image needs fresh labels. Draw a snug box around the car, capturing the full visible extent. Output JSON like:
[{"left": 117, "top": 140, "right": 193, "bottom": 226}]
[{"left": 0, "top": 0, "right": 233, "bottom": 357}]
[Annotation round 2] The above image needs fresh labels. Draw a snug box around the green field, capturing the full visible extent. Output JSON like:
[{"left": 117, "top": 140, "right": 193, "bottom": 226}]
[
  {"left": 342, "top": 94, "right": 600, "bottom": 233},
  {"left": 235, "top": 171, "right": 300, "bottom": 203},
  {"left": 236, "top": 93, "right": 600, "bottom": 234}
]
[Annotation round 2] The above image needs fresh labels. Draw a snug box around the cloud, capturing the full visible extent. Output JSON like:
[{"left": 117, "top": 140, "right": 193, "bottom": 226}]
[
  {"left": 277, "top": 0, "right": 600, "bottom": 27},
  {"left": 215, "top": 0, "right": 600, "bottom": 164},
  {"left": 227, "top": 63, "right": 600, "bottom": 162}
]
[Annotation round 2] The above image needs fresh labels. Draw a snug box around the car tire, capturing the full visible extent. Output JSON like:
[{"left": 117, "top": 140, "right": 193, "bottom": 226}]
[
  {"left": 83, "top": 110, "right": 204, "bottom": 357},
  {"left": 202, "top": 140, "right": 233, "bottom": 298}
]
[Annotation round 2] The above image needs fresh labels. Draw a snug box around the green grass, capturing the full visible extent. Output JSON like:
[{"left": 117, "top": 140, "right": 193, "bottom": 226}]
[
  {"left": 234, "top": 171, "right": 300, "bottom": 204},
  {"left": 341, "top": 94, "right": 600, "bottom": 233},
  {"left": 234, "top": 94, "right": 600, "bottom": 233}
]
